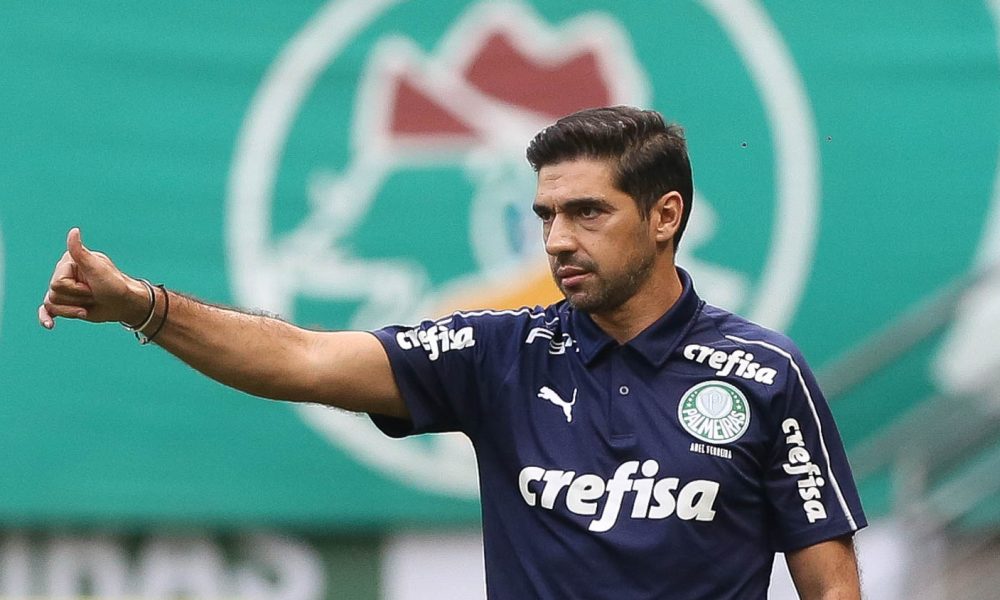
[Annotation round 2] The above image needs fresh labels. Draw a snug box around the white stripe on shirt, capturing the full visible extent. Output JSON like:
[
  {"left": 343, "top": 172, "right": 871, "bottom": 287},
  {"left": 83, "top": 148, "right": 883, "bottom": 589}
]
[{"left": 725, "top": 334, "right": 859, "bottom": 531}]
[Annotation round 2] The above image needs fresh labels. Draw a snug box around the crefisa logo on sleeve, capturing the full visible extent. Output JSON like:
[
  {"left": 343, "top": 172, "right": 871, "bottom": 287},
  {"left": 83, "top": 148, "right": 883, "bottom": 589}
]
[
  {"left": 226, "top": 0, "right": 820, "bottom": 498},
  {"left": 396, "top": 323, "right": 476, "bottom": 361}
]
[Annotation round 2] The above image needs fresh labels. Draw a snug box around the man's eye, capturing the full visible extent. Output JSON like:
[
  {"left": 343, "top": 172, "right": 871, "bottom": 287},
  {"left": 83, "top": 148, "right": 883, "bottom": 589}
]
[{"left": 579, "top": 206, "right": 601, "bottom": 219}]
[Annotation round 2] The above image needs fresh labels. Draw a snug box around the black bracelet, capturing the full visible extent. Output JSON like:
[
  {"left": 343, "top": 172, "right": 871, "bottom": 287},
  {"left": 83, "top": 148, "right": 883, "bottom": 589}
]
[{"left": 140, "top": 285, "right": 170, "bottom": 345}]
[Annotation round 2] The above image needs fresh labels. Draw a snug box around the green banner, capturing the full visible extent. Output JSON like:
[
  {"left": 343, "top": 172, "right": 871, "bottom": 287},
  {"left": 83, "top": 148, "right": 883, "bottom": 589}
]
[{"left": 1, "top": 1, "right": 999, "bottom": 527}]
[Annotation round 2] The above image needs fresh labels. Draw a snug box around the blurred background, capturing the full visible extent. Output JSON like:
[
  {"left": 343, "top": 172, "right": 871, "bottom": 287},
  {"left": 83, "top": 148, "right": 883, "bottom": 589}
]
[{"left": 2, "top": 1, "right": 999, "bottom": 598}]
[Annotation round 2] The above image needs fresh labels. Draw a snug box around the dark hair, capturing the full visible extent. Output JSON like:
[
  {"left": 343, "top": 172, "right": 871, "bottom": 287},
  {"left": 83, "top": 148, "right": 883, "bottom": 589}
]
[{"left": 526, "top": 106, "right": 693, "bottom": 249}]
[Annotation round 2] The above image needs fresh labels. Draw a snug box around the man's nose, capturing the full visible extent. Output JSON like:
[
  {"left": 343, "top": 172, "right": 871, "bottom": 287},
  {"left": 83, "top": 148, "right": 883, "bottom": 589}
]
[{"left": 544, "top": 215, "right": 576, "bottom": 255}]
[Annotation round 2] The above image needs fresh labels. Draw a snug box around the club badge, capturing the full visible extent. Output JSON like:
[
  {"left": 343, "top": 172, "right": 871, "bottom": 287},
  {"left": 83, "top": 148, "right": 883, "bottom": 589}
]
[{"left": 678, "top": 381, "right": 751, "bottom": 444}]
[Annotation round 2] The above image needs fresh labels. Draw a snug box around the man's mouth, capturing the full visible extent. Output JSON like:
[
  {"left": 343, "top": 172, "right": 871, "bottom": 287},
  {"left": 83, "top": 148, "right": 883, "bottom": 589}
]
[{"left": 556, "top": 266, "right": 590, "bottom": 288}]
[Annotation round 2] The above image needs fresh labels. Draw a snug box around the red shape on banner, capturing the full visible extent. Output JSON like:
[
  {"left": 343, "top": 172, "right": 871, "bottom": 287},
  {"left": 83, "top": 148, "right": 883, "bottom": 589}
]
[
  {"left": 462, "top": 32, "right": 611, "bottom": 119},
  {"left": 389, "top": 76, "right": 477, "bottom": 138}
]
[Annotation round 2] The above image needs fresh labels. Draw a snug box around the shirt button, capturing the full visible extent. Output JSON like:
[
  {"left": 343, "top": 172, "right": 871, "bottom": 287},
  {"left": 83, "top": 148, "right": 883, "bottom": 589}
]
[{"left": 619, "top": 385, "right": 630, "bottom": 396}]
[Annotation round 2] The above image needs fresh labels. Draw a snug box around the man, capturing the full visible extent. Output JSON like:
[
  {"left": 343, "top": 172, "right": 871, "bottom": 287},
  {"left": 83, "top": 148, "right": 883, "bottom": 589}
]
[{"left": 40, "top": 106, "right": 865, "bottom": 599}]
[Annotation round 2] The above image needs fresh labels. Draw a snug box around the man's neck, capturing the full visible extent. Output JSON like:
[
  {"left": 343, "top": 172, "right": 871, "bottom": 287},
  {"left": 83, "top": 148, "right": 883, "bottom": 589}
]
[{"left": 589, "top": 265, "right": 684, "bottom": 344}]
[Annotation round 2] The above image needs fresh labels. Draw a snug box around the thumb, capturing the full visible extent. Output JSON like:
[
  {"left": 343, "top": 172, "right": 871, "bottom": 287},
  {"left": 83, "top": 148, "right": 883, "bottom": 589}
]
[{"left": 66, "top": 227, "right": 96, "bottom": 268}]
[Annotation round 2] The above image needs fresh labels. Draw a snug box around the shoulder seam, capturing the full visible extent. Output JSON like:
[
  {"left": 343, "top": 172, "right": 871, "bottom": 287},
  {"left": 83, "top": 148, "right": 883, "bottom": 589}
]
[{"left": 436, "top": 307, "right": 549, "bottom": 324}]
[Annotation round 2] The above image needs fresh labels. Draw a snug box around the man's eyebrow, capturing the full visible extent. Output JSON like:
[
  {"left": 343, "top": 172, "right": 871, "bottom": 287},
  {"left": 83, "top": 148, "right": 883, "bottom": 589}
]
[
  {"left": 563, "top": 197, "right": 614, "bottom": 211},
  {"left": 532, "top": 197, "right": 614, "bottom": 215}
]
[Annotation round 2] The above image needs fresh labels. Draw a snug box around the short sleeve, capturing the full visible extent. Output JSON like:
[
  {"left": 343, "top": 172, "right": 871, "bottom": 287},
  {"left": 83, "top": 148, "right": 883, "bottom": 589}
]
[
  {"left": 369, "top": 312, "right": 487, "bottom": 438},
  {"left": 763, "top": 346, "right": 868, "bottom": 552}
]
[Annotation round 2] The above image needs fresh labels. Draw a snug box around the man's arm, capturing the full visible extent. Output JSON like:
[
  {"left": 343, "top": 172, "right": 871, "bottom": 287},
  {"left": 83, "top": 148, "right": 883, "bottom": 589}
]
[
  {"left": 786, "top": 535, "right": 862, "bottom": 600},
  {"left": 38, "top": 228, "right": 408, "bottom": 419}
]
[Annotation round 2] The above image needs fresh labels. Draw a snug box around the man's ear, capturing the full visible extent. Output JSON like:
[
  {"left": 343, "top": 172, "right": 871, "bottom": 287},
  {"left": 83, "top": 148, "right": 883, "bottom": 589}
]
[{"left": 651, "top": 191, "right": 684, "bottom": 244}]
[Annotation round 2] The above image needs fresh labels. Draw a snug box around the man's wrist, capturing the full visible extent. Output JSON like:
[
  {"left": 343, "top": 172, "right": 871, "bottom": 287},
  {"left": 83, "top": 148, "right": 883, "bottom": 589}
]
[{"left": 122, "top": 277, "right": 154, "bottom": 328}]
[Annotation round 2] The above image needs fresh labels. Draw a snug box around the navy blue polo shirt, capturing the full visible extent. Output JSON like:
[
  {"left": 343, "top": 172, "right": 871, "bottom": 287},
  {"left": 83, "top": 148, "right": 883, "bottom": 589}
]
[{"left": 371, "top": 269, "right": 866, "bottom": 599}]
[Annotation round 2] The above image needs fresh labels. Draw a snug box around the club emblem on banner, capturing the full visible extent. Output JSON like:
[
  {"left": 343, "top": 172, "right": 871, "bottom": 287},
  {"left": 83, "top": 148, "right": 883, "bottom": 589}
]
[{"left": 227, "top": 0, "right": 820, "bottom": 497}]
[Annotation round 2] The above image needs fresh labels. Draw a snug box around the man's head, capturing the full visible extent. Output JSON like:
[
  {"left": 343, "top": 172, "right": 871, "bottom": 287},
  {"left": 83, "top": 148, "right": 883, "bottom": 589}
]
[
  {"left": 526, "top": 106, "right": 692, "bottom": 315},
  {"left": 526, "top": 106, "right": 693, "bottom": 250}
]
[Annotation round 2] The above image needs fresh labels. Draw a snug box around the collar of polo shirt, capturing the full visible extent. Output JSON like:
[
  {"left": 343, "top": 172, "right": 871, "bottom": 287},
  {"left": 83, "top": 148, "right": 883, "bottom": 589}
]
[{"left": 572, "top": 267, "right": 705, "bottom": 367}]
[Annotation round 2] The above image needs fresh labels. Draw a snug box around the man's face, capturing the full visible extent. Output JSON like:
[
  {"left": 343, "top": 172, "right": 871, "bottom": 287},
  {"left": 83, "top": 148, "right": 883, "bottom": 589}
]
[{"left": 532, "top": 158, "right": 657, "bottom": 314}]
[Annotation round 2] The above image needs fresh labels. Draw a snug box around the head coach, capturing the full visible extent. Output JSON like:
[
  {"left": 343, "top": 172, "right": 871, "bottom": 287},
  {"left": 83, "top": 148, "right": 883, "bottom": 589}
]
[{"left": 40, "top": 106, "right": 866, "bottom": 599}]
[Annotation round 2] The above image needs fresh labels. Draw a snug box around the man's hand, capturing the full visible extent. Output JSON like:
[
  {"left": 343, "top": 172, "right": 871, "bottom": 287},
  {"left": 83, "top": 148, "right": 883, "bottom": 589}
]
[
  {"left": 37, "top": 228, "right": 409, "bottom": 418},
  {"left": 39, "top": 228, "right": 148, "bottom": 329}
]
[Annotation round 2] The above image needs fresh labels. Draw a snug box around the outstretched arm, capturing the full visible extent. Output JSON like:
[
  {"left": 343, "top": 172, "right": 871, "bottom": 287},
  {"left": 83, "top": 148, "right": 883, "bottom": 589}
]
[
  {"left": 786, "top": 535, "right": 862, "bottom": 600},
  {"left": 39, "top": 228, "right": 408, "bottom": 419}
]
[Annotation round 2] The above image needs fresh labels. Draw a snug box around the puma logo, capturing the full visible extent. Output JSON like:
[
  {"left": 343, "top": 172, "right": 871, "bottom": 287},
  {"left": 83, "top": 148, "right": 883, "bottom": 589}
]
[{"left": 538, "top": 386, "right": 577, "bottom": 423}]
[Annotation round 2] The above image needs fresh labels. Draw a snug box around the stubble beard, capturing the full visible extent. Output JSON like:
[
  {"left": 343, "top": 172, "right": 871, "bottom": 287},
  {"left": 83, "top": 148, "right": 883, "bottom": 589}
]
[{"left": 558, "top": 248, "right": 656, "bottom": 314}]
